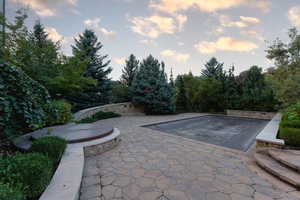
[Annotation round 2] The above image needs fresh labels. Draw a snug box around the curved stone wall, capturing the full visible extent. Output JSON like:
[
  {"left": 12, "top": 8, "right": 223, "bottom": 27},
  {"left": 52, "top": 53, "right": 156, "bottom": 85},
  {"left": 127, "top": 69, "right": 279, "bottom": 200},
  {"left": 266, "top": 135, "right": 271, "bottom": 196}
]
[{"left": 73, "top": 102, "right": 144, "bottom": 121}]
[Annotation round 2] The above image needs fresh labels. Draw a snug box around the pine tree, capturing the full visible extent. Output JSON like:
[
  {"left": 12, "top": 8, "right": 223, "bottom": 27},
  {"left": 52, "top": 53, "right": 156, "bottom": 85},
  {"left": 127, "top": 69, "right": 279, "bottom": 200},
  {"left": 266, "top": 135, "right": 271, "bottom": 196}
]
[
  {"left": 72, "top": 29, "right": 112, "bottom": 81},
  {"left": 130, "top": 55, "right": 175, "bottom": 114},
  {"left": 169, "top": 68, "right": 175, "bottom": 88},
  {"left": 121, "top": 54, "right": 139, "bottom": 87},
  {"left": 70, "top": 29, "right": 113, "bottom": 109},
  {"left": 201, "top": 57, "right": 225, "bottom": 80}
]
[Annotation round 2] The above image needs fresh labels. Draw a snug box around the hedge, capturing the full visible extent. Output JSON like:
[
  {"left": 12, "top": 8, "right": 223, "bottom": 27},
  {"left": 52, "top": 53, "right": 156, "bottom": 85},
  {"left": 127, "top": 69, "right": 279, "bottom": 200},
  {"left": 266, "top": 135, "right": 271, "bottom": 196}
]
[
  {"left": 46, "top": 100, "right": 72, "bottom": 125},
  {"left": 30, "top": 136, "right": 67, "bottom": 164},
  {"left": 279, "top": 125, "right": 300, "bottom": 147}
]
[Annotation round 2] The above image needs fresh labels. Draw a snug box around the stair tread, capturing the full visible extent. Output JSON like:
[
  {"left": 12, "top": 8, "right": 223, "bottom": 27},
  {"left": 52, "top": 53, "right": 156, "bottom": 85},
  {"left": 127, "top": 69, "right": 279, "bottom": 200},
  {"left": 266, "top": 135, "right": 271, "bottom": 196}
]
[
  {"left": 255, "top": 153, "right": 300, "bottom": 188},
  {"left": 269, "top": 149, "right": 300, "bottom": 171}
]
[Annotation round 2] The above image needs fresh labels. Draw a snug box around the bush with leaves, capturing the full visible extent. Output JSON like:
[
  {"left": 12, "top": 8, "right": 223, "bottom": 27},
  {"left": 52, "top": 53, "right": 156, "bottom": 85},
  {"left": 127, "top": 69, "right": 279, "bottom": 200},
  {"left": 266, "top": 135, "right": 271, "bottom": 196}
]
[
  {"left": 0, "top": 153, "right": 53, "bottom": 198},
  {"left": 0, "top": 183, "right": 25, "bottom": 200},
  {"left": 0, "top": 60, "right": 56, "bottom": 139},
  {"left": 46, "top": 100, "right": 72, "bottom": 125},
  {"left": 30, "top": 136, "right": 67, "bottom": 164}
]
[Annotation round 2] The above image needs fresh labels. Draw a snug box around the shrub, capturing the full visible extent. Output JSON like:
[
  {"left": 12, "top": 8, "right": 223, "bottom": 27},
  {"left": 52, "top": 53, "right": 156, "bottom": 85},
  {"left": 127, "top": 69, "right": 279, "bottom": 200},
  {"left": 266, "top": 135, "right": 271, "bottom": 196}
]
[
  {"left": 77, "top": 111, "right": 120, "bottom": 123},
  {"left": 47, "top": 100, "right": 72, "bottom": 125},
  {"left": 0, "top": 60, "right": 56, "bottom": 139},
  {"left": 0, "top": 183, "right": 25, "bottom": 200},
  {"left": 279, "top": 125, "right": 300, "bottom": 147},
  {"left": 0, "top": 153, "right": 53, "bottom": 198},
  {"left": 30, "top": 136, "right": 67, "bottom": 164}
]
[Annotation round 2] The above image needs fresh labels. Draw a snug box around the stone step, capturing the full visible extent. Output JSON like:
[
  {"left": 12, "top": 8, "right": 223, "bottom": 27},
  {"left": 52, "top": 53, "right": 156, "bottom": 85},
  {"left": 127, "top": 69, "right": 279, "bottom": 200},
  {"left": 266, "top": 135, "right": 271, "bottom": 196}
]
[
  {"left": 254, "top": 153, "right": 300, "bottom": 189},
  {"left": 268, "top": 149, "right": 300, "bottom": 172}
]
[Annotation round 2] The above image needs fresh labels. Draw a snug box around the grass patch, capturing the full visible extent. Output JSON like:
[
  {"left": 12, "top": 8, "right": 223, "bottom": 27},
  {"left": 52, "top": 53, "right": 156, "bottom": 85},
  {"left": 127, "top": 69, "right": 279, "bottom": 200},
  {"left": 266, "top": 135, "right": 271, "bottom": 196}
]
[{"left": 76, "top": 111, "right": 121, "bottom": 123}]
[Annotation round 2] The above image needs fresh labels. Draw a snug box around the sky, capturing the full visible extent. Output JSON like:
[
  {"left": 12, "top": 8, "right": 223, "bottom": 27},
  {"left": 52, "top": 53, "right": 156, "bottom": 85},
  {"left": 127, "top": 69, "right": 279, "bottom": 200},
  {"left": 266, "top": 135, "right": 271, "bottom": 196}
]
[{"left": 3, "top": 0, "right": 300, "bottom": 80}]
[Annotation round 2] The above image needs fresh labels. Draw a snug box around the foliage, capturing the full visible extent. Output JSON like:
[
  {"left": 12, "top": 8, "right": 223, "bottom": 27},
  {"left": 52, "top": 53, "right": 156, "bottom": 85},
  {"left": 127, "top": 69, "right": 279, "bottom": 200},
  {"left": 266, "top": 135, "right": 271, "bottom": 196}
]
[
  {"left": 266, "top": 28, "right": 300, "bottom": 107},
  {"left": 0, "top": 153, "right": 53, "bottom": 198},
  {"left": 130, "top": 55, "right": 176, "bottom": 114},
  {"left": 279, "top": 126, "right": 300, "bottom": 147},
  {"left": 76, "top": 111, "right": 121, "bottom": 123},
  {"left": 0, "top": 60, "right": 56, "bottom": 139},
  {"left": 30, "top": 136, "right": 67, "bottom": 164},
  {"left": 49, "top": 56, "right": 96, "bottom": 98},
  {"left": 175, "top": 75, "right": 189, "bottom": 112},
  {"left": 111, "top": 81, "right": 130, "bottom": 103},
  {"left": 201, "top": 57, "right": 225, "bottom": 80},
  {"left": 46, "top": 100, "right": 72, "bottom": 125},
  {"left": 278, "top": 101, "right": 300, "bottom": 146},
  {"left": 12, "top": 21, "right": 61, "bottom": 89},
  {"left": 121, "top": 54, "right": 139, "bottom": 87},
  {"left": 71, "top": 29, "right": 113, "bottom": 109},
  {"left": 238, "top": 66, "right": 277, "bottom": 111},
  {"left": 0, "top": 183, "right": 25, "bottom": 200}
]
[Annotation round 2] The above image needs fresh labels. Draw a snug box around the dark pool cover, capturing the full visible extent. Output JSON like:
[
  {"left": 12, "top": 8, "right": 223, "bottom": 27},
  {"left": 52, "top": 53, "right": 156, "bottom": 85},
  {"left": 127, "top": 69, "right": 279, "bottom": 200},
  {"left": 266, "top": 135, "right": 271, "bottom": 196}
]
[{"left": 144, "top": 115, "right": 269, "bottom": 151}]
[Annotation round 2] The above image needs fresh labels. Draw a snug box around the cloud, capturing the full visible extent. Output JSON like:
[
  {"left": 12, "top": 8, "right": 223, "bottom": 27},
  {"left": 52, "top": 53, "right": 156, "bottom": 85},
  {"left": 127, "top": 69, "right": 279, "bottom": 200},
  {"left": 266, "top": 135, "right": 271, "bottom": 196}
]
[
  {"left": 288, "top": 6, "right": 300, "bottom": 27},
  {"left": 114, "top": 57, "right": 126, "bottom": 65},
  {"left": 45, "top": 27, "right": 63, "bottom": 42},
  {"left": 219, "top": 15, "right": 260, "bottom": 28},
  {"left": 84, "top": 18, "right": 117, "bottom": 38},
  {"left": 149, "top": 0, "right": 270, "bottom": 14},
  {"left": 161, "top": 49, "right": 190, "bottom": 62},
  {"left": 10, "top": 0, "right": 78, "bottom": 17},
  {"left": 195, "top": 37, "right": 258, "bottom": 54},
  {"left": 130, "top": 14, "right": 187, "bottom": 38},
  {"left": 241, "top": 30, "right": 264, "bottom": 41}
]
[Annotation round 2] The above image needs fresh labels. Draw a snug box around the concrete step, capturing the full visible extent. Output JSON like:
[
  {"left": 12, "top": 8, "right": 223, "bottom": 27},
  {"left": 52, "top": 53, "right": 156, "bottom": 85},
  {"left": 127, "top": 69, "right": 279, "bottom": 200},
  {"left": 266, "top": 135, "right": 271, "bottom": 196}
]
[
  {"left": 254, "top": 153, "right": 300, "bottom": 189},
  {"left": 268, "top": 149, "right": 300, "bottom": 172}
]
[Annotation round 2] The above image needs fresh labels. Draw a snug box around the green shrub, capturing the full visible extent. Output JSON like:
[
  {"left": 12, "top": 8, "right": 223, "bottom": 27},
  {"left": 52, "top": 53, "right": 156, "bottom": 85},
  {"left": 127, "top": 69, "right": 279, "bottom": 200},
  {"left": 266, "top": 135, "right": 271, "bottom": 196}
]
[
  {"left": 279, "top": 125, "right": 300, "bottom": 147},
  {"left": 0, "top": 60, "right": 56, "bottom": 139},
  {"left": 30, "top": 136, "right": 67, "bottom": 164},
  {"left": 0, "top": 183, "right": 25, "bottom": 200},
  {"left": 77, "top": 111, "right": 120, "bottom": 123},
  {"left": 47, "top": 100, "right": 72, "bottom": 125},
  {"left": 0, "top": 153, "right": 53, "bottom": 198}
]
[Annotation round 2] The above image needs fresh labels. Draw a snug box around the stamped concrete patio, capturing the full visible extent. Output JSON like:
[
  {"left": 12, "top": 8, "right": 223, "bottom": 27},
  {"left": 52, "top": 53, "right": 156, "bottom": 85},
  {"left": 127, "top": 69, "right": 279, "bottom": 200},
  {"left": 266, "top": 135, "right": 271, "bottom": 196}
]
[{"left": 80, "top": 114, "right": 300, "bottom": 200}]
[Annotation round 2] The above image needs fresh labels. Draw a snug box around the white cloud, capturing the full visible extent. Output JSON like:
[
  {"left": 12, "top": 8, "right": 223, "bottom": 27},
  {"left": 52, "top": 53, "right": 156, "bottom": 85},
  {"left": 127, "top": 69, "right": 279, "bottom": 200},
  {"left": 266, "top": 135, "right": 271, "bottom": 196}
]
[
  {"left": 114, "top": 57, "right": 126, "bottom": 65},
  {"left": 288, "top": 6, "right": 300, "bottom": 27},
  {"left": 178, "top": 42, "right": 185, "bottom": 46},
  {"left": 10, "top": 0, "right": 78, "bottom": 17},
  {"left": 45, "top": 27, "right": 63, "bottom": 42},
  {"left": 161, "top": 49, "right": 190, "bottom": 62},
  {"left": 241, "top": 30, "right": 264, "bottom": 41},
  {"left": 150, "top": 0, "right": 270, "bottom": 14},
  {"left": 195, "top": 37, "right": 258, "bottom": 54},
  {"left": 130, "top": 14, "right": 187, "bottom": 38},
  {"left": 84, "top": 18, "right": 116, "bottom": 38},
  {"left": 219, "top": 15, "right": 260, "bottom": 28}
]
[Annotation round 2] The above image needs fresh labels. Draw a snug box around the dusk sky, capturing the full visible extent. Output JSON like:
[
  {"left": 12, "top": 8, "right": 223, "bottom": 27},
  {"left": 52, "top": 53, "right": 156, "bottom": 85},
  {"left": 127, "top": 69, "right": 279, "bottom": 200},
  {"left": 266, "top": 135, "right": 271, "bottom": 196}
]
[{"left": 4, "top": 0, "right": 300, "bottom": 80}]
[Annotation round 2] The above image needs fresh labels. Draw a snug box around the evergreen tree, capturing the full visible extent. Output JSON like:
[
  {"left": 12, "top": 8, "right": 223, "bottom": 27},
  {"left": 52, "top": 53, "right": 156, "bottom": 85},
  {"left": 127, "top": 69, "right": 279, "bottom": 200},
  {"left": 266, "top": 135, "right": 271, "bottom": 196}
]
[
  {"left": 70, "top": 29, "right": 113, "bottom": 110},
  {"left": 201, "top": 57, "right": 225, "bottom": 80},
  {"left": 175, "top": 75, "right": 188, "bottom": 112},
  {"left": 120, "top": 54, "right": 139, "bottom": 87},
  {"left": 130, "top": 55, "right": 175, "bottom": 114},
  {"left": 14, "top": 21, "right": 60, "bottom": 87},
  {"left": 169, "top": 68, "right": 175, "bottom": 88}
]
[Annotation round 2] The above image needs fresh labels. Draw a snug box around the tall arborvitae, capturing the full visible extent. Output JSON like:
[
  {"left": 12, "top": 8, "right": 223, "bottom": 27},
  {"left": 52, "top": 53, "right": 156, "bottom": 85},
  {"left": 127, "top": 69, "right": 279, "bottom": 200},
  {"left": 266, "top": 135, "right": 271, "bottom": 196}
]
[
  {"left": 169, "top": 68, "right": 175, "bottom": 88},
  {"left": 130, "top": 55, "right": 175, "bottom": 114},
  {"left": 175, "top": 75, "right": 188, "bottom": 112},
  {"left": 121, "top": 54, "right": 139, "bottom": 87}
]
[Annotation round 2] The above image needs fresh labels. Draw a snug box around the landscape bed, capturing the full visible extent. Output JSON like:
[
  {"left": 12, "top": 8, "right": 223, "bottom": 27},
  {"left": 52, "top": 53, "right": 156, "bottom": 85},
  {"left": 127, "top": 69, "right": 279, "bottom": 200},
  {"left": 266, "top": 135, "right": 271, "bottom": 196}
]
[{"left": 144, "top": 115, "right": 269, "bottom": 151}]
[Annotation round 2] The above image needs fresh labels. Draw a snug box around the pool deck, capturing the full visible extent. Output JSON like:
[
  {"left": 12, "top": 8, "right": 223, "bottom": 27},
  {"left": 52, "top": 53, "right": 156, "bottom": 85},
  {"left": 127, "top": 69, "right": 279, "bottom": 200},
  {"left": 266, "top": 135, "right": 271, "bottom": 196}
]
[{"left": 80, "top": 114, "right": 300, "bottom": 200}]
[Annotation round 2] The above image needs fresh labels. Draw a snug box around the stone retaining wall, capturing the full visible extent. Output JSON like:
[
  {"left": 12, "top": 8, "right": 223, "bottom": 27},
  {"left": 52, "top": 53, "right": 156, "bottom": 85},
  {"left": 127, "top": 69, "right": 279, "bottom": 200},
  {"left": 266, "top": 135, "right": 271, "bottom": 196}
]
[
  {"left": 74, "top": 102, "right": 144, "bottom": 121},
  {"left": 84, "top": 136, "right": 121, "bottom": 157},
  {"left": 226, "top": 110, "right": 276, "bottom": 120}
]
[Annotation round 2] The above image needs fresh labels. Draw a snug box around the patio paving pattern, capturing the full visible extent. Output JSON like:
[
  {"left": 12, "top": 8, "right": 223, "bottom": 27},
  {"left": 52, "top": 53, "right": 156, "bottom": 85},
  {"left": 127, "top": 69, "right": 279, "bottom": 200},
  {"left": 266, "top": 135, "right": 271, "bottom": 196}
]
[{"left": 80, "top": 114, "right": 300, "bottom": 200}]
